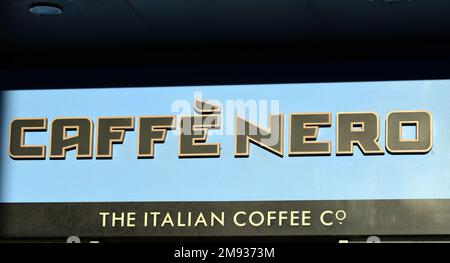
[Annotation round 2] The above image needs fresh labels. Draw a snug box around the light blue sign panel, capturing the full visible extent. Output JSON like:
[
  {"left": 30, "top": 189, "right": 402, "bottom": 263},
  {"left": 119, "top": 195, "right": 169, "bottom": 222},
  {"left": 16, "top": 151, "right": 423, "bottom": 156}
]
[{"left": 1, "top": 80, "right": 449, "bottom": 202}]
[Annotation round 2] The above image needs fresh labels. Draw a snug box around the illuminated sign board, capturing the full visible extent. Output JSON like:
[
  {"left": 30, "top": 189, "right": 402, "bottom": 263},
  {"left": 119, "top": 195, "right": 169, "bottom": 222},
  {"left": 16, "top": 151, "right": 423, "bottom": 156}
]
[{"left": 0, "top": 80, "right": 449, "bottom": 238}]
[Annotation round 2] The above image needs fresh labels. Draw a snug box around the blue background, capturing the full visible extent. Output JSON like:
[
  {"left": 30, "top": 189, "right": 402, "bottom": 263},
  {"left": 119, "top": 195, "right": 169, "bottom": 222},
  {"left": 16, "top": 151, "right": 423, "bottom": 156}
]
[{"left": 1, "top": 80, "right": 449, "bottom": 202}]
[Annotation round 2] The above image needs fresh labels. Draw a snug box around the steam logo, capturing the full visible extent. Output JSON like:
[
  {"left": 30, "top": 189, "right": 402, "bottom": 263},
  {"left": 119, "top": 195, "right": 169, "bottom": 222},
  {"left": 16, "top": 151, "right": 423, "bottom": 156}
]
[
  {"left": 66, "top": 236, "right": 81, "bottom": 243},
  {"left": 367, "top": 236, "right": 381, "bottom": 243}
]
